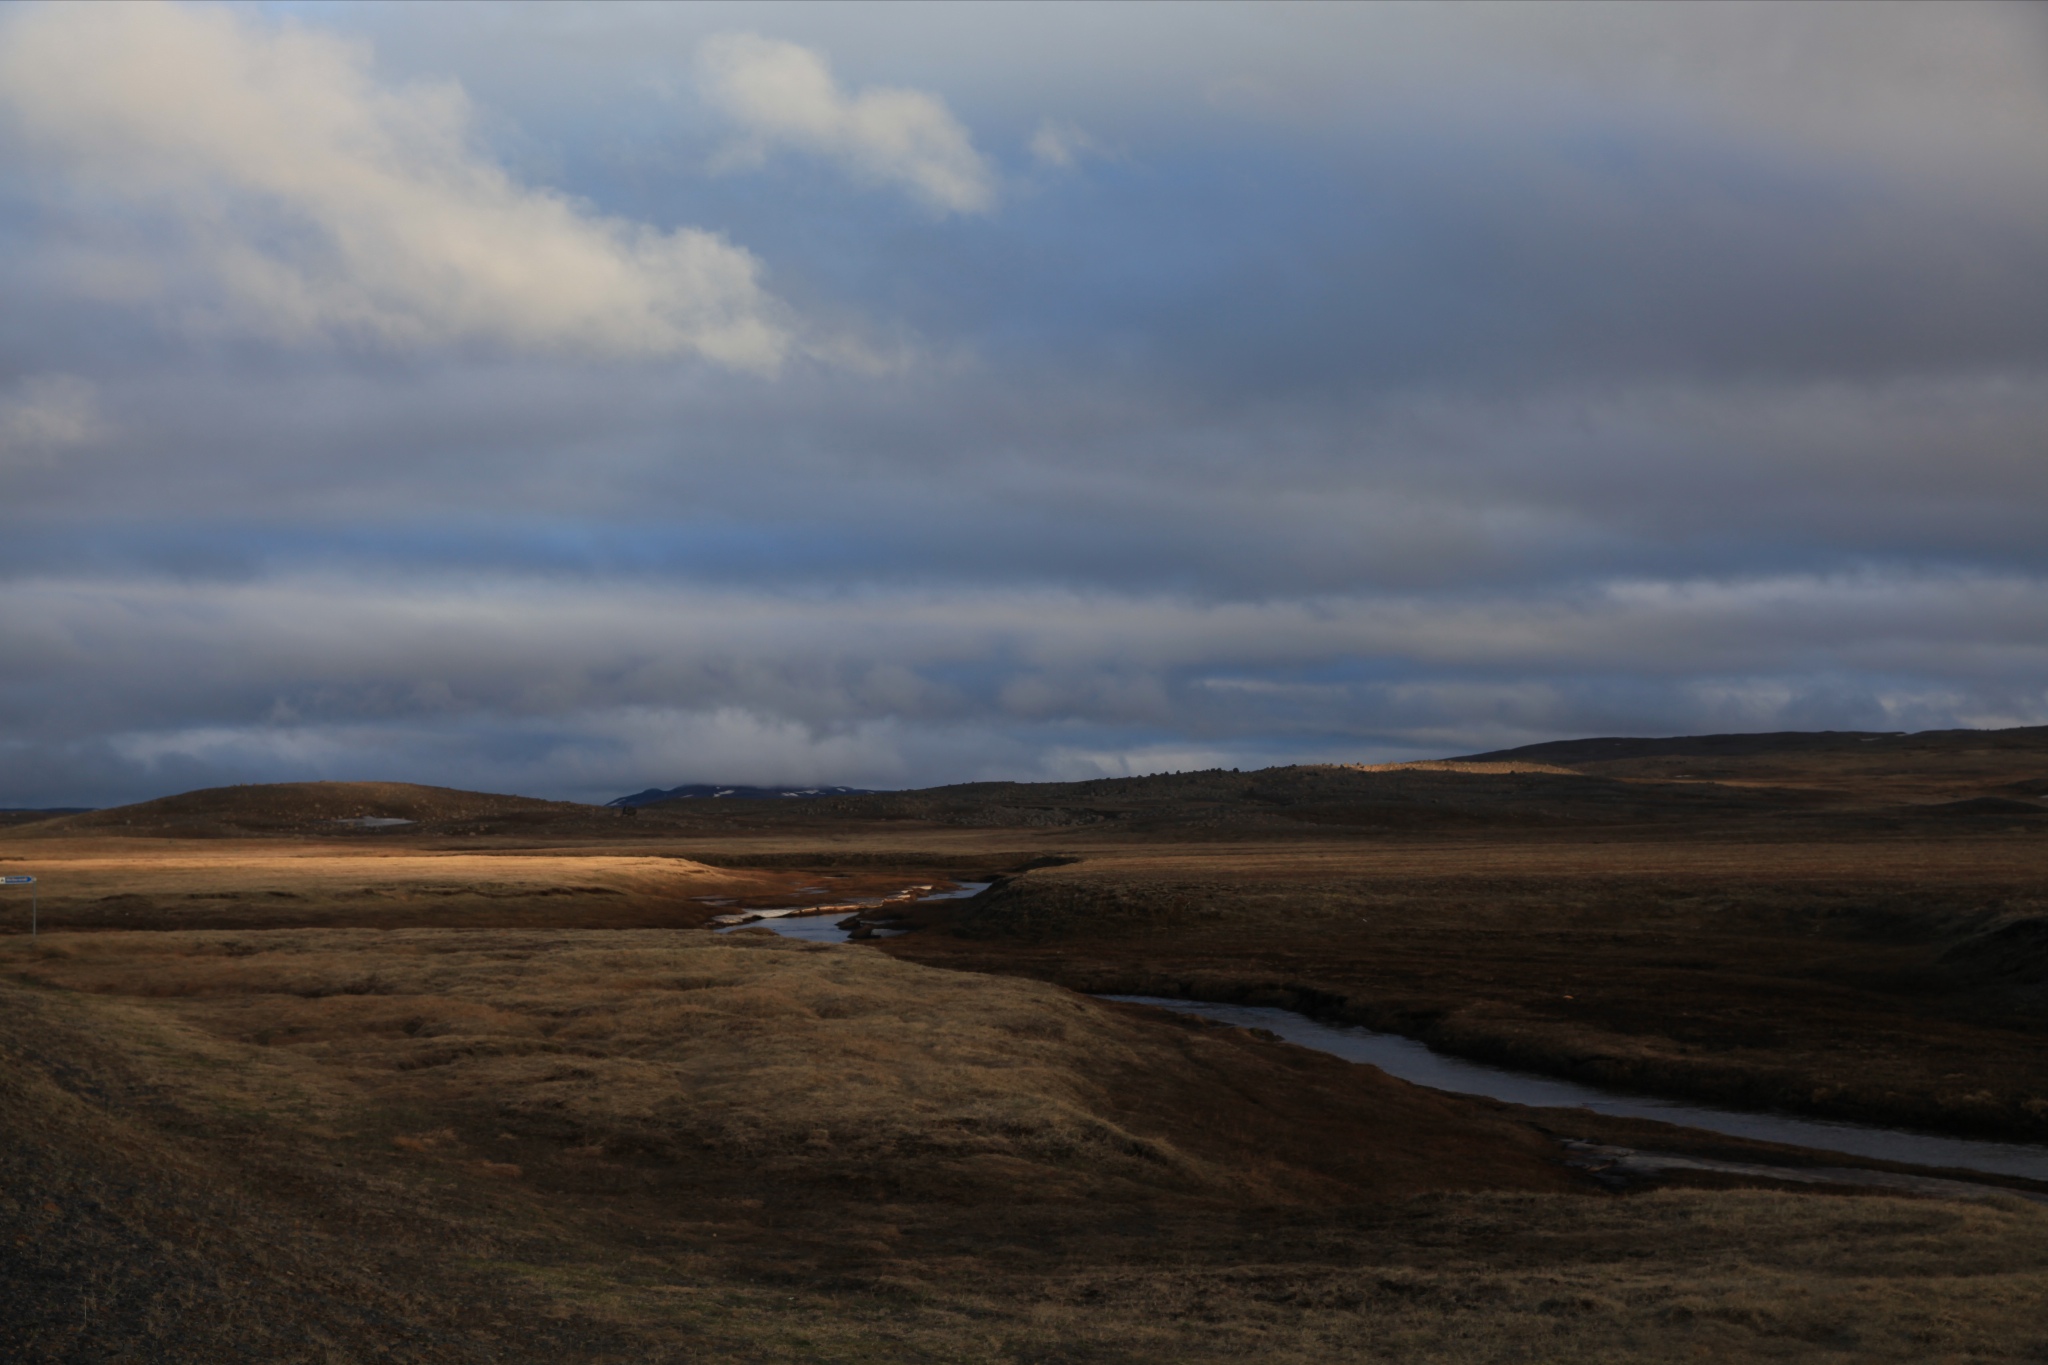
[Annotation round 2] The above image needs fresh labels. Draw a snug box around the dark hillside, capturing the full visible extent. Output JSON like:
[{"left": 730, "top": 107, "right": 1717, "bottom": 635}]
[
  {"left": 1465, "top": 726, "right": 2048, "bottom": 765},
  {"left": 634, "top": 764, "right": 1789, "bottom": 837},
  {"left": 36, "top": 782, "right": 617, "bottom": 839},
  {"left": 611, "top": 783, "right": 876, "bottom": 806},
  {"left": 0, "top": 809, "right": 93, "bottom": 829},
  {"left": 1458, "top": 726, "right": 2048, "bottom": 806}
]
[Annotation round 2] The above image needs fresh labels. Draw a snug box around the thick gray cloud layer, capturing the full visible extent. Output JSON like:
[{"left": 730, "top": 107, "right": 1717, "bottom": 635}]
[{"left": 1, "top": 1, "right": 2044, "bottom": 806}]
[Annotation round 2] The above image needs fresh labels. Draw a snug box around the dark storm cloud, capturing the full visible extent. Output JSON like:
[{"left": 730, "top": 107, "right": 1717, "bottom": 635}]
[{"left": 1, "top": 1, "right": 2045, "bottom": 806}]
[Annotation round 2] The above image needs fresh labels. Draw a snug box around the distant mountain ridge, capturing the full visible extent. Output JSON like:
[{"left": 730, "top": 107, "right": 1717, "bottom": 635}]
[{"left": 605, "top": 784, "right": 879, "bottom": 808}]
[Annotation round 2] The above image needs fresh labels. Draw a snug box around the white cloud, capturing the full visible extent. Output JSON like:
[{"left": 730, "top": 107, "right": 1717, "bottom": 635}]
[
  {"left": 0, "top": 375, "right": 102, "bottom": 466},
  {"left": 697, "top": 32, "right": 994, "bottom": 215},
  {"left": 1028, "top": 118, "right": 1105, "bottom": 170},
  {"left": 0, "top": 3, "right": 789, "bottom": 368}
]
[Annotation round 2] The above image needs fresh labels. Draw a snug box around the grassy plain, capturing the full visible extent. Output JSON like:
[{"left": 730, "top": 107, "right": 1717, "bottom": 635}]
[
  {"left": 885, "top": 833, "right": 2048, "bottom": 1141},
  {"left": 3, "top": 732, "right": 2047, "bottom": 1360}
]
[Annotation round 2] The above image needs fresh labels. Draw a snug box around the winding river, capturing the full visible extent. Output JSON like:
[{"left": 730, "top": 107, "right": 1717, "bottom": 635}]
[
  {"left": 1101, "top": 995, "right": 2048, "bottom": 1183},
  {"left": 729, "top": 898, "right": 2048, "bottom": 1183}
]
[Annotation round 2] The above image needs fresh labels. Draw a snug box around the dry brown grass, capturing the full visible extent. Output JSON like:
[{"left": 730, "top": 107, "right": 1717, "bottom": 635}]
[
  {"left": 4, "top": 751, "right": 2047, "bottom": 1360},
  {"left": 0, "top": 841, "right": 856, "bottom": 933},
  {"left": 0, "top": 926, "right": 1569, "bottom": 1204},
  {"left": 6, "top": 928, "right": 2048, "bottom": 1362},
  {"left": 889, "top": 835, "right": 2048, "bottom": 1141}
]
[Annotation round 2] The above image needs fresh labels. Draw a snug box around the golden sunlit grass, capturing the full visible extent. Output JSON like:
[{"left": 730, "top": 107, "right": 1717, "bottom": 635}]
[{"left": 0, "top": 842, "right": 783, "bottom": 933}]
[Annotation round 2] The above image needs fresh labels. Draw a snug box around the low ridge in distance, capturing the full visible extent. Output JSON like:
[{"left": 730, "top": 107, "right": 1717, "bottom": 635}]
[{"left": 607, "top": 783, "right": 879, "bottom": 807}]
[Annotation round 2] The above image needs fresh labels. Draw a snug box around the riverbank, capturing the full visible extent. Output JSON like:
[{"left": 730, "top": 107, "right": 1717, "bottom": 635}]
[
  {"left": 1098, "top": 994, "right": 2048, "bottom": 1190},
  {"left": 9, "top": 923, "right": 2048, "bottom": 1363},
  {"left": 879, "top": 837, "right": 2048, "bottom": 1145}
]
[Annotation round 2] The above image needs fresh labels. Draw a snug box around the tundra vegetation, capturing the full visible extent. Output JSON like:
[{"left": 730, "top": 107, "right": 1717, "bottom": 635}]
[{"left": 3, "top": 729, "right": 2047, "bottom": 1361}]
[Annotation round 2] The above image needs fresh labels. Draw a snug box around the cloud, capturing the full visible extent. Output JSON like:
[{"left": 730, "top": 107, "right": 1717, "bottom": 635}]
[
  {"left": 0, "top": 375, "right": 101, "bottom": 466},
  {"left": 0, "top": 3, "right": 788, "bottom": 367},
  {"left": 1, "top": 3, "right": 2044, "bottom": 808},
  {"left": 1466, "top": 1, "right": 2048, "bottom": 194},
  {"left": 4, "top": 567, "right": 2046, "bottom": 805},
  {"left": 697, "top": 32, "right": 994, "bottom": 215},
  {"left": 1028, "top": 119, "right": 1106, "bottom": 170}
]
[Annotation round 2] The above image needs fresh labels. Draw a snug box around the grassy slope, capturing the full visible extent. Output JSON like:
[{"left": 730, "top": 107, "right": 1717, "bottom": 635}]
[
  {"left": 7, "top": 927, "right": 2048, "bottom": 1363},
  {"left": 4, "top": 740, "right": 2048, "bottom": 1358}
]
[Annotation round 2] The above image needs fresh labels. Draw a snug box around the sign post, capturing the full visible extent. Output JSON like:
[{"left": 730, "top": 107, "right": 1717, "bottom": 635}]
[{"left": 2, "top": 875, "right": 35, "bottom": 935}]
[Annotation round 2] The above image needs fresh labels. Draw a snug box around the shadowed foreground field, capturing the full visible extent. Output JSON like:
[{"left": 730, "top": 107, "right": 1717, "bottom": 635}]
[
  {"left": 5, "top": 926, "right": 2048, "bottom": 1362},
  {"left": 4, "top": 738, "right": 2048, "bottom": 1360}
]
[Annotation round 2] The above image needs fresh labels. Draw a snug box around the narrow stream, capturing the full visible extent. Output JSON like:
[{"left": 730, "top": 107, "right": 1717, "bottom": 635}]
[
  {"left": 716, "top": 882, "right": 992, "bottom": 943},
  {"left": 1101, "top": 995, "right": 2048, "bottom": 1183}
]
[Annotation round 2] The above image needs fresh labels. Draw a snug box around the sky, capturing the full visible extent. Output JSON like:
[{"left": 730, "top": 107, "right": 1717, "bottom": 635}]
[{"left": 2, "top": 0, "right": 2046, "bottom": 807}]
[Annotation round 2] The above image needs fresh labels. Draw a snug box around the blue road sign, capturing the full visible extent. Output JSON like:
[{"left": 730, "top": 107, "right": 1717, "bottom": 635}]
[{"left": 1, "top": 875, "right": 32, "bottom": 884}]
